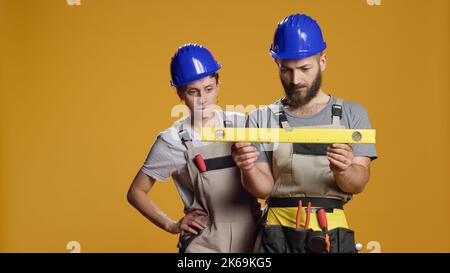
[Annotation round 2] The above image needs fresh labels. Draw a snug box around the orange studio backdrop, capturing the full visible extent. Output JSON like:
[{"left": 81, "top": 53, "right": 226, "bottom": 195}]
[{"left": 0, "top": 0, "right": 449, "bottom": 252}]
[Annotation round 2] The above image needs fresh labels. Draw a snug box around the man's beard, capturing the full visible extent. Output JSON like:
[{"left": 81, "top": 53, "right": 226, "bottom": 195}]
[{"left": 281, "top": 70, "right": 322, "bottom": 108}]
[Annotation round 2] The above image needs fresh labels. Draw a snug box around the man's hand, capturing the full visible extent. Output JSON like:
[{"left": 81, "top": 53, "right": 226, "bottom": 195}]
[
  {"left": 231, "top": 142, "right": 260, "bottom": 171},
  {"left": 327, "top": 143, "right": 371, "bottom": 194},
  {"left": 169, "top": 209, "right": 208, "bottom": 235},
  {"left": 327, "top": 143, "right": 354, "bottom": 173}
]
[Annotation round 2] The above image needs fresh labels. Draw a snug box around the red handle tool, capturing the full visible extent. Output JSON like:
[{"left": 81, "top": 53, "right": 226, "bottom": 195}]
[
  {"left": 296, "top": 200, "right": 302, "bottom": 229},
  {"left": 194, "top": 154, "right": 207, "bottom": 172},
  {"left": 317, "top": 208, "right": 330, "bottom": 252},
  {"left": 317, "top": 208, "right": 328, "bottom": 232},
  {"left": 304, "top": 201, "right": 311, "bottom": 229}
]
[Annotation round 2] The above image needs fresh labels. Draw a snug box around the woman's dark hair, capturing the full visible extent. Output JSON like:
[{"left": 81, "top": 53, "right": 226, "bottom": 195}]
[{"left": 177, "top": 72, "right": 219, "bottom": 92}]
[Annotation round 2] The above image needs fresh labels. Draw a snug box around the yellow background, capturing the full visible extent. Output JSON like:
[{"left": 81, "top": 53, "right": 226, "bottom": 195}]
[{"left": 0, "top": 0, "right": 449, "bottom": 252}]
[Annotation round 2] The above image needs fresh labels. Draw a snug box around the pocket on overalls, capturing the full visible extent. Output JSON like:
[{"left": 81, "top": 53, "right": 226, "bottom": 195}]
[{"left": 328, "top": 227, "right": 356, "bottom": 253}]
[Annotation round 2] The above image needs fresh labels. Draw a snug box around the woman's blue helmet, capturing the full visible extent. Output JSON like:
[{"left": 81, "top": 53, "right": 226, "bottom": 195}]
[{"left": 170, "top": 44, "right": 221, "bottom": 88}]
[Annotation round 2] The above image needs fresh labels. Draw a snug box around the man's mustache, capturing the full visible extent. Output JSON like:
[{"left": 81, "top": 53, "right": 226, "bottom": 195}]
[{"left": 288, "top": 84, "right": 308, "bottom": 90}]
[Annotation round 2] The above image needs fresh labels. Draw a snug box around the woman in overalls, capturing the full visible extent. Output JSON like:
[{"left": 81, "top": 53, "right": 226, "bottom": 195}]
[{"left": 127, "top": 44, "right": 260, "bottom": 253}]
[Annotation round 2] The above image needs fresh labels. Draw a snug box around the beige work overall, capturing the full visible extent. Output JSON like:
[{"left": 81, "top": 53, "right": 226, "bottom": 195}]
[
  {"left": 258, "top": 98, "right": 356, "bottom": 253},
  {"left": 177, "top": 116, "right": 260, "bottom": 253},
  {"left": 270, "top": 98, "right": 351, "bottom": 200}
]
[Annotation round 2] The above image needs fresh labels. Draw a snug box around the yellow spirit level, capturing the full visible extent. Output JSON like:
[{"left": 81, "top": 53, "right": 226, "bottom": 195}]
[{"left": 201, "top": 128, "right": 376, "bottom": 144}]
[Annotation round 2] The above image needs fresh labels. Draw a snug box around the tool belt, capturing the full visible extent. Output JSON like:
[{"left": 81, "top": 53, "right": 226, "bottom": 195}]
[
  {"left": 267, "top": 197, "right": 344, "bottom": 210},
  {"left": 260, "top": 197, "right": 356, "bottom": 253}
]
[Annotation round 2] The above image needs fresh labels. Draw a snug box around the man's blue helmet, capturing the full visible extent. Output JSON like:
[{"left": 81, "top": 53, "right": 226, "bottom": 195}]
[{"left": 270, "top": 14, "right": 327, "bottom": 59}]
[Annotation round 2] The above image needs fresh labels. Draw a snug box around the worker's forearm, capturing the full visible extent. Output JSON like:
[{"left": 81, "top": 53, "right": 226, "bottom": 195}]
[
  {"left": 334, "top": 163, "right": 370, "bottom": 194},
  {"left": 127, "top": 189, "right": 177, "bottom": 234},
  {"left": 242, "top": 167, "right": 273, "bottom": 199}
]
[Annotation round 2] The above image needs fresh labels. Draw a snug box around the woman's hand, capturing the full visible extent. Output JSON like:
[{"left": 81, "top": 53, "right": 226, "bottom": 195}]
[{"left": 169, "top": 209, "right": 208, "bottom": 235}]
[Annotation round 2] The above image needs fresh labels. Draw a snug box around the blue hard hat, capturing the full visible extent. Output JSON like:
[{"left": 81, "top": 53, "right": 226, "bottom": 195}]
[
  {"left": 170, "top": 43, "right": 221, "bottom": 88},
  {"left": 270, "top": 14, "right": 327, "bottom": 59}
]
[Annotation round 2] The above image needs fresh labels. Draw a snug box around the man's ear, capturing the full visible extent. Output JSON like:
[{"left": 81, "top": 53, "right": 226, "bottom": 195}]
[{"left": 319, "top": 53, "right": 327, "bottom": 72}]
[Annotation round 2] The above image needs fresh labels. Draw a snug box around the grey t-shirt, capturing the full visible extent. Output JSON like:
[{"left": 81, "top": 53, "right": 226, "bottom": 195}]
[
  {"left": 246, "top": 95, "right": 378, "bottom": 163},
  {"left": 140, "top": 111, "right": 246, "bottom": 208}
]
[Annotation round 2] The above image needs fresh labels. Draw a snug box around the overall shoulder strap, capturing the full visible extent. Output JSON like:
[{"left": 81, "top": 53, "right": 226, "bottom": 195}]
[
  {"left": 178, "top": 123, "right": 195, "bottom": 154},
  {"left": 268, "top": 101, "right": 292, "bottom": 130},
  {"left": 222, "top": 111, "right": 233, "bottom": 128},
  {"left": 331, "top": 97, "right": 344, "bottom": 126}
]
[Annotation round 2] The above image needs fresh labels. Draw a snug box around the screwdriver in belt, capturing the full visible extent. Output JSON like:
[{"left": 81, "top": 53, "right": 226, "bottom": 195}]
[{"left": 317, "top": 208, "right": 331, "bottom": 252}]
